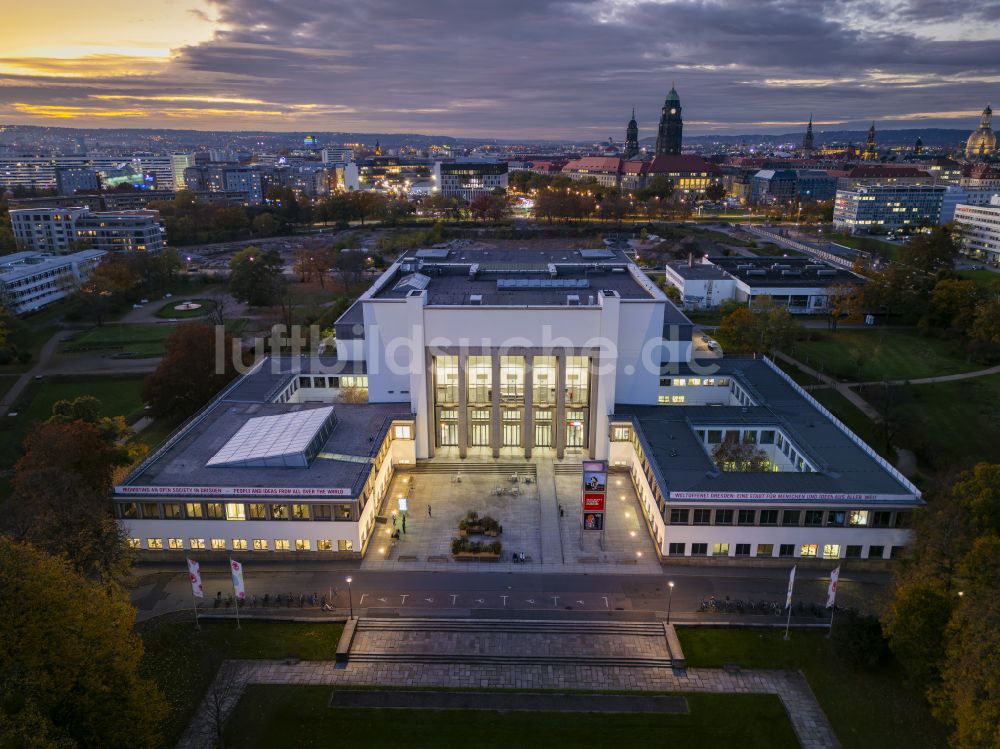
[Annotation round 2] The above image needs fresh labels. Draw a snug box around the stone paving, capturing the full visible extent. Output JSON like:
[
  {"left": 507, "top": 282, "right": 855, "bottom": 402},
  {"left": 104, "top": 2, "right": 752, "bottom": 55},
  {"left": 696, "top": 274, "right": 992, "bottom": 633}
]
[
  {"left": 360, "top": 463, "right": 662, "bottom": 574},
  {"left": 178, "top": 621, "right": 842, "bottom": 749}
]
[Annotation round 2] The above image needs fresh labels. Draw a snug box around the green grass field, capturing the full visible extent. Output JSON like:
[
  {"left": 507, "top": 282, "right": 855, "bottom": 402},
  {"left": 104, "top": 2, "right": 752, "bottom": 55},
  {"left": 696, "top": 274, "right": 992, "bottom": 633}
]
[
  {"left": 958, "top": 268, "right": 1000, "bottom": 288},
  {"left": 223, "top": 686, "right": 798, "bottom": 749},
  {"left": 785, "top": 329, "right": 977, "bottom": 382},
  {"left": 826, "top": 232, "right": 901, "bottom": 259},
  {"left": 0, "top": 374, "right": 147, "bottom": 468},
  {"left": 140, "top": 619, "right": 345, "bottom": 746},
  {"left": 677, "top": 627, "right": 948, "bottom": 749},
  {"left": 62, "top": 323, "right": 174, "bottom": 357},
  {"left": 154, "top": 299, "right": 217, "bottom": 319}
]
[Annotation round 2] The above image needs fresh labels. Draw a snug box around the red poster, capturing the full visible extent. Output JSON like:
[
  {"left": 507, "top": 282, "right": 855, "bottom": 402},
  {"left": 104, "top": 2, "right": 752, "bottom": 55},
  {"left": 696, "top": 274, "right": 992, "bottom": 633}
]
[{"left": 583, "top": 493, "right": 605, "bottom": 511}]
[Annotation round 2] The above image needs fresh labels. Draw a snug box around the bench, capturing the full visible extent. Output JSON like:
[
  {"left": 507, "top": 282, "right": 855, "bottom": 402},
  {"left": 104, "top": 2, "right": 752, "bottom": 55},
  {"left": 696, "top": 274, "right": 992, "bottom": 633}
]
[{"left": 722, "top": 662, "right": 743, "bottom": 674}]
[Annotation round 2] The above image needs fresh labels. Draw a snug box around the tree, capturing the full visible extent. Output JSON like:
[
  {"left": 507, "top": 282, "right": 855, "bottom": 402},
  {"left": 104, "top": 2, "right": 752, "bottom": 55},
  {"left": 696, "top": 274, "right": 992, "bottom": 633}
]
[
  {"left": 5, "top": 417, "right": 133, "bottom": 585},
  {"left": 717, "top": 298, "right": 801, "bottom": 355},
  {"left": 704, "top": 183, "right": 726, "bottom": 202},
  {"left": 826, "top": 281, "right": 866, "bottom": 330},
  {"left": 921, "top": 278, "right": 982, "bottom": 334},
  {"left": 48, "top": 395, "right": 129, "bottom": 444},
  {"left": 899, "top": 226, "right": 958, "bottom": 275},
  {"left": 71, "top": 255, "right": 141, "bottom": 325},
  {"left": 141, "top": 322, "right": 243, "bottom": 421},
  {"left": 831, "top": 610, "right": 891, "bottom": 670},
  {"left": 251, "top": 211, "right": 280, "bottom": 237},
  {"left": 0, "top": 538, "right": 166, "bottom": 748},
  {"left": 227, "top": 246, "right": 284, "bottom": 307},
  {"left": 711, "top": 434, "right": 772, "bottom": 471}
]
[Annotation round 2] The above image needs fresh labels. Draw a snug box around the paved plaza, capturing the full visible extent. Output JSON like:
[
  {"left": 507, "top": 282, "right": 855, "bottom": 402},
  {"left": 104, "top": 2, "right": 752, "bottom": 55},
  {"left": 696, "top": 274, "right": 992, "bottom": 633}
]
[{"left": 361, "top": 460, "right": 661, "bottom": 574}]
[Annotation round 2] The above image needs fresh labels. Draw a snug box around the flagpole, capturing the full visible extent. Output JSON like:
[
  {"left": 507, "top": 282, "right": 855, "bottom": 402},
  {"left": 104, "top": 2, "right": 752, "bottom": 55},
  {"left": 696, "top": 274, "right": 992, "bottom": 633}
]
[
  {"left": 192, "top": 590, "right": 201, "bottom": 631},
  {"left": 783, "top": 600, "right": 792, "bottom": 640},
  {"left": 783, "top": 564, "right": 796, "bottom": 641},
  {"left": 827, "top": 603, "right": 836, "bottom": 639}
]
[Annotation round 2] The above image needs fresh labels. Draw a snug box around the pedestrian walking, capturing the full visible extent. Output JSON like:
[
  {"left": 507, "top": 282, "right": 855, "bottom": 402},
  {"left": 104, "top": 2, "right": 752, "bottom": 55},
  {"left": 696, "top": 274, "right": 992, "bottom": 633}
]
[
  {"left": 427, "top": 504, "right": 432, "bottom": 517},
  {"left": 402, "top": 515, "right": 407, "bottom": 533}
]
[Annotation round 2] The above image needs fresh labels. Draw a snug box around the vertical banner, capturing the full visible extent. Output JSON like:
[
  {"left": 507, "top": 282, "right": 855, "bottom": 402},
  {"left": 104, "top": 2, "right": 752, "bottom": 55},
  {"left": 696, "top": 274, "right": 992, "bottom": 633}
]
[
  {"left": 230, "top": 558, "right": 245, "bottom": 600},
  {"left": 826, "top": 566, "right": 840, "bottom": 608},
  {"left": 581, "top": 460, "right": 607, "bottom": 532},
  {"left": 785, "top": 565, "right": 796, "bottom": 609},
  {"left": 187, "top": 558, "right": 204, "bottom": 598}
]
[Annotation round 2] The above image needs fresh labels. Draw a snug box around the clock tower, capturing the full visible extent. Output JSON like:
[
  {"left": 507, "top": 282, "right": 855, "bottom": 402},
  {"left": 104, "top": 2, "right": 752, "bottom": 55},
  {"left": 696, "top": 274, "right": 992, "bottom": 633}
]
[{"left": 655, "top": 84, "right": 683, "bottom": 156}]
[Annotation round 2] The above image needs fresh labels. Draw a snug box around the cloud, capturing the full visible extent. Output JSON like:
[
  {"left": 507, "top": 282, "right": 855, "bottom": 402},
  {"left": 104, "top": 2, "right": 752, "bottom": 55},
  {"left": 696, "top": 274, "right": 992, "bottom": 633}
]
[{"left": 0, "top": 0, "right": 997, "bottom": 136}]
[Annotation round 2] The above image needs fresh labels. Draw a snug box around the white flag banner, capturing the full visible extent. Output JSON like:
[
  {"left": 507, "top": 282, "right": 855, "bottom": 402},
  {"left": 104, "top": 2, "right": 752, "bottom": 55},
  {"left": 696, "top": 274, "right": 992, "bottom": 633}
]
[
  {"left": 826, "top": 566, "right": 841, "bottom": 608},
  {"left": 187, "top": 558, "right": 204, "bottom": 599},
  {"left": 785, "top": 565, "right": 796, "bottom": 609},
  {"left": 230, "top": 558, "right": 245, "bottom": 600}
]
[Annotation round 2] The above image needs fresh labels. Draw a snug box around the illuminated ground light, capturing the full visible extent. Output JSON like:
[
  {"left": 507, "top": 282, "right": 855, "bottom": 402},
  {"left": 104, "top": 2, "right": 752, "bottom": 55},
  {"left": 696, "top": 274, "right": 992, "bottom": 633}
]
[
  {"left": 616, "top": 479, "right": 622, "bottom": 486},
  {"left": 625, "top": 511, "right": 631, "bottom": 518},
  {"left": 379, "top": 547, "right": 386, "bottom": 554},
  {"left": 630, "top": 530, "right": 637, "bottom": 537},
  {"left": 636, "top": 551, "right": 643, "bottom": 557},
  {"left": 619, "top": 494, "right": 626, "bottom": 501}
]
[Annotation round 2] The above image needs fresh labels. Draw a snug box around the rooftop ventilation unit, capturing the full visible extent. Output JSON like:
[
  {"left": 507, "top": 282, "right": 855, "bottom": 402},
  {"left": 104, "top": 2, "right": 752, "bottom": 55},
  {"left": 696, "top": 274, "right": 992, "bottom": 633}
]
[
  {"left": 468, "top": 263, "right": 479, "bottom": 279},
  {"left": 817, "top": 269, "right": 837, "bottom": 276},
  {"left": 470, "top": 294, "right": 483, "bottom": 305},
  {"left": 548, "top": 262, "right": 558, "bottom": 277},
  {"left": 567, "top": 294, "right": 581, "bottom": 306}
]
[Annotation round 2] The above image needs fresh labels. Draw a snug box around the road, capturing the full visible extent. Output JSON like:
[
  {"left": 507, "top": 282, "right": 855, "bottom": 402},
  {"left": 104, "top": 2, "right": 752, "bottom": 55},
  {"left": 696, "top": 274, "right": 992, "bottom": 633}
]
[{"left": 132, "top": 563, "right": 887, "bottom": 623}]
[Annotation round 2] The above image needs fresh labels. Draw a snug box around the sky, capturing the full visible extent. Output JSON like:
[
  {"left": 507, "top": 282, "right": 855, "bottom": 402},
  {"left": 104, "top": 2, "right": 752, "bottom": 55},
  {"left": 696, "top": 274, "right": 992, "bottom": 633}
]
[{"left": 1, "top": 0, "right": 998, "bottom": 140}]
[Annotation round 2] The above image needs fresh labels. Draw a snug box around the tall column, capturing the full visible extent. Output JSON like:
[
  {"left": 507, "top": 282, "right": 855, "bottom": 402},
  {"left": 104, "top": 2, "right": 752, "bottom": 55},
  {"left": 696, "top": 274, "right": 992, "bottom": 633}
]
[
  {"left": 555, "top": 352, "right": 567, "bottom": 460},
  {"left": 491, "top": 352, "right": 501, "bottom": 458},
  {"left": 424, "top": 353, "right": 435, "bottom": 459},
  {"left": 458, "top": 351, "right": 468, "bottom": 459},
  {"left": 587, "top": 355, "right": 599, "bottom": 460},
  {"left": 523, "top": 354, "right": 533, "bottom": 459}
]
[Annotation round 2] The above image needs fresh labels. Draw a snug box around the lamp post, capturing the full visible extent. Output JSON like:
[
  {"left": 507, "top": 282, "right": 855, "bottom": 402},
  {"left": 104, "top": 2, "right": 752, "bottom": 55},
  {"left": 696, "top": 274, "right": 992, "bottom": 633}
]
[
  {"left": 346, "top": 576, "right": 353, "bottom": 620},
  {"left": 667, "top": 581, "right": 675, "bottom": 625}
]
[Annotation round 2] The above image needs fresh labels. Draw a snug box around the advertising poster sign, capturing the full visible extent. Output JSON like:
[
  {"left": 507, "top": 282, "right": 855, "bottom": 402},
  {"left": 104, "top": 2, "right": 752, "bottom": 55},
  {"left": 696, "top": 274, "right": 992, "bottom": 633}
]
[{"left": 581, "top": 460, "right": 607, "bottom": 532}]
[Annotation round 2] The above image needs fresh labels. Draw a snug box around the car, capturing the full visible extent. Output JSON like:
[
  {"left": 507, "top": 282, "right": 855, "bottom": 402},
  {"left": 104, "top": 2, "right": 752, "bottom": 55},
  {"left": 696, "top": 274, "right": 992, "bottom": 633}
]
[{"left": 707, "top": 341, "right": 720, "bottom": 351}]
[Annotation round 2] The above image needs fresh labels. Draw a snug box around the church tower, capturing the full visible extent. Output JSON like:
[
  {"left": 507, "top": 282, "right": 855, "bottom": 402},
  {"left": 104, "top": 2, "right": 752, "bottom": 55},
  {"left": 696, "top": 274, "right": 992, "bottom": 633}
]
[
  {"left": 965, "top": 104, "right": 996, "bottom": 160},
  {"left": 655, "top": 84, "right": 683, "bottom": 156},
  {"left": 862, "top": 122, "right": 878, "bottom": 161},
  {"left": 624, "top": 108, "right": 639, "bottom": 159},
  {"left": 802, "top": 114, "right": 815, "bottom": 154}
]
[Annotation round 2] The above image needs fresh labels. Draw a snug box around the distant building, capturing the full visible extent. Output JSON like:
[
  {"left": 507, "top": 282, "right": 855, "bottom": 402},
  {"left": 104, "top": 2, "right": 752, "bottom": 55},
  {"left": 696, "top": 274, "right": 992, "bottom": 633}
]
[
  {"left": 833, "top": 184, "right": 946, "bottom": 234},
  {"left": 837, "top": 165, "right": 933, "bottom": 190},
  {"left": 624, "top": 109, "right": 639, "bottom": 159},
  {"left": 562, "top": 155, "right": 719, "bottom": 194},
  {"left": 654, "top": 85, "right": 683, "bottom": 156},
  {"left": 965, "top": 105, "right": 996, "bottom": 160},
  {"left": 10, "top": 206, "right": 164, "bottom": 253},
  {"left": 0, "top": 250, "right": 105, "bottom": 314},
  {"left": 862, "top": 122, "right": 878, "bottom": 161},
  {"left": 170, "top": 153, "right": 196, "bottom": 190},
  {"left": 954, "top": 195, "right": 1000, "bottom": 266},
  {"left": 802, "top": 115, "right": 815, "bottom": 154},
  {"left": 432, "top": 161, "right": 508, "bottom": 201},
  {"left": 55, "top": 167, "right": 100, "bottom": 196},
  {"left": 958, "top": 164, "right": 1000, "bottom": 206},
  {"left": 924, "top": 158, "right": 963, "bottom": 184},
  {"left": 561, "top": 157, "right": 622, "bottom": 188},
  {"left": 321, "top": 148, "right": 354, "bottom": 165}
]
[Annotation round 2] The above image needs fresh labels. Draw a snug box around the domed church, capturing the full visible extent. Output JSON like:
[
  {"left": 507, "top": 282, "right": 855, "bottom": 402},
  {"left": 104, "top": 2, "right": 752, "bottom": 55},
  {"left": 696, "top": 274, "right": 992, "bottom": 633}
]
[{"left": 966, "top": 104, "right": 996, "bottom": 160}]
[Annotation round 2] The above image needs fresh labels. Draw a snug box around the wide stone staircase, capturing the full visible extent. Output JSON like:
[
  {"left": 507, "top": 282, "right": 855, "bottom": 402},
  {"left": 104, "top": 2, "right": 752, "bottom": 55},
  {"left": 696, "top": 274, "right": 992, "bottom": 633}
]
[
  {"left": 407, "top": 461, "right": 538, "bottom": 477},
  {"left": 345, "top": 617, "right": 674, "bottom": 668}
]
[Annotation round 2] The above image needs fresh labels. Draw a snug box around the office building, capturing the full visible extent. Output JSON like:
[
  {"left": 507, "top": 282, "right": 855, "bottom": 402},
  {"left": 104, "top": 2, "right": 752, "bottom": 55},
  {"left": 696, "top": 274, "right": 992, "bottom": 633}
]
[
  {"left": 55, "top": 167, "right": 100, "bottom": 196},
  {"left": 10, "top": 207, "right": 164, "bottom": 253},
  {"left": 432, "top": 161, "right": 508, "bottom": 201},
  {"left": 954, "top": 196, "right": 1000, "bottom": 266},
  {"left": 0, "top": 250, "right": 105, "bottom": 314},
  {"left": 833, "top": 184, "right": 946, "bottom": 234}
]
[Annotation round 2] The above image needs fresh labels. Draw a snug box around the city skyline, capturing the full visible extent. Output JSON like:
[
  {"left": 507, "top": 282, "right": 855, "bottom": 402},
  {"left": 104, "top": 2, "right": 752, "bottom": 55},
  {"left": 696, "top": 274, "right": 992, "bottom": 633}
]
[{"left": 1, "top": 0, "right": 998, "bottom": 138}]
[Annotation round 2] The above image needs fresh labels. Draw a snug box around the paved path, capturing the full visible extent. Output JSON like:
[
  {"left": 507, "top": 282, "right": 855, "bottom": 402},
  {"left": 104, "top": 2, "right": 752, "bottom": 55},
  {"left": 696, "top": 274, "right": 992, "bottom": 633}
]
[
  {"left": 178, "top": 655, "right": 840, "bottom": 749},
  {"left": 842, "top": 362, "right": 1000, "bottom": 388},
  {"left": 0, "top": 329, "right": 64, "bottom": 412},
  {"left": 772, "top": 351, "right": 881, "bottom": 421}
]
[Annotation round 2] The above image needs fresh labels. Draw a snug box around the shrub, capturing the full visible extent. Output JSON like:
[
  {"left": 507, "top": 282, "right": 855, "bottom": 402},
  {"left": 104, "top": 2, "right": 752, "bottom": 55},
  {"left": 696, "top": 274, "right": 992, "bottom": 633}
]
[{"left": 832, "top": 609, "right": 891, "bottom": 670}]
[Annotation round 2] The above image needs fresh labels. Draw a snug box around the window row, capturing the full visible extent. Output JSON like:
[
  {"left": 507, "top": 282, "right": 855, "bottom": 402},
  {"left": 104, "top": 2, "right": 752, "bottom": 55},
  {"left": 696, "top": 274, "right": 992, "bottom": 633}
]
[
  {"left": 117, "top": 501, "right": 355, "bottom": 521},
  {"left": 667, "top": 507, "right": 912, "bottom": 529},
  {"left": 666, "top": 542, "right": 904, "bottom": 560},
  {"left": 132, "top": 537, "right": 355, "bottom": 552},
  {"left": 658, "top": 377, "right": 729, "bottom": 387}
]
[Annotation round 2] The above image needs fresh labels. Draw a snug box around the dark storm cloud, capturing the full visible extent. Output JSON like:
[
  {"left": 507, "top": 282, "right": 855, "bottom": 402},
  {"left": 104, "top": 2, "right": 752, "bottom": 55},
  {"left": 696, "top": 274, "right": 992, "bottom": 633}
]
[{"left": 2, "top": 0, "right": 998, "bottom": 137}]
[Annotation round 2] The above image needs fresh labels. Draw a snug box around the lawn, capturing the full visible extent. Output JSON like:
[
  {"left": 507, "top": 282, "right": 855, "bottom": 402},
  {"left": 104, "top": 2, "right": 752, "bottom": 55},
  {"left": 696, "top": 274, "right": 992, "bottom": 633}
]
[
  {"left": 0, "top": 374, "right": 146, "bottom": 468},
  {"left": 140, "top": 619, "right": 345, "bottom": 746},
  {"left": 677, "top": 627, "right": 948, "bottom": 749},
  {"left": 224, "top": 686, "right": 798, "bottom": 749},
  {"left": 62, "top": 323, "right": 174, "bottom": 357},
  {"left": 826, "top": 232, "right": 901, "bottom": 259},
  {"left": 785, "top": 329, "right": 977, "bottom": 382},
  {"left": 958, "top": 268, "right": 1000, "bottom": 288},
  {"left": 0, "top": 374, "right": 20, "bottom": 402},
  {"left": 154, "top": 298, "right": 217, "bottom": 319}
]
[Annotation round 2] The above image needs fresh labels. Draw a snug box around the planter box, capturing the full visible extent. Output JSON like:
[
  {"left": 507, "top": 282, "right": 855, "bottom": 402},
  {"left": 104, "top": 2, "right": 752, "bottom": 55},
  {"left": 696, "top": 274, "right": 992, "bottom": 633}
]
[
  {"left": 452, "top": 552, "right": 501, "bottom": 562},
  {"left": 485, "top": 529, "right": 501, "bottom": 537}
]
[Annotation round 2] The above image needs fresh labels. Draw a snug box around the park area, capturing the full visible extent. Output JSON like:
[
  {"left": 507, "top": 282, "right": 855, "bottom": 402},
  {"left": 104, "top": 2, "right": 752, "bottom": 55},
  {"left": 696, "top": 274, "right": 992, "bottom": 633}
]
[
  {"left": 62, "top": 323, "right": 174, "bottom": 358},
  {"left": 677, "top": 627, "right": 947, "bottom": 749},
  {"left": 222, "top": 687, "right": 796, "bottom": 749},
  {"left": 155, "top": 298, "right": 217, "bottom": 319},
  {"left": 784, "top": 329, "right": 979, "bottom": 383}
]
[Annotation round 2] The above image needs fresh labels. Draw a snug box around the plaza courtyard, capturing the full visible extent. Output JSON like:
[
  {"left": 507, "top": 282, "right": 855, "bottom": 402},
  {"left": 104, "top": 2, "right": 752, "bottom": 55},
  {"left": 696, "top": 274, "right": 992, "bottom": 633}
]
[{"left": 361, "top": 457, "right": 661, "bottom": 573}]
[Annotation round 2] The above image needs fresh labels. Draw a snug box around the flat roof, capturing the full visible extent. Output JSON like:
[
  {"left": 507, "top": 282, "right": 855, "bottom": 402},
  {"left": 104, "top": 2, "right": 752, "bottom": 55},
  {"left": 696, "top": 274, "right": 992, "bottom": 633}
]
[
  {"left": 615, "top": 358, "right": 920, "bottom": 502},
  {"left": 118, "top": 357, "right": 407, "bottom": 498},
  {"left": 708, "top": 256, "right": 862, "bottom": 287},
  {"left": 370, "top": 247, "right": 660, "bottom": 306},
  {"left": 666, "top": 261, "right": 731, "bottom": 281}
]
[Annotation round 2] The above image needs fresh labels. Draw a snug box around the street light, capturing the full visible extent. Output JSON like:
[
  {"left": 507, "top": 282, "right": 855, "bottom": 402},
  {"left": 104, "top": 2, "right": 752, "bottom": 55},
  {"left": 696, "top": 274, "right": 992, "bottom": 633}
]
[
  {"left": 667, "top": 581, "right": 675, "bottom": 625},
  {"left": 345, "top": 576, "right": 353, "bottom": 619}
]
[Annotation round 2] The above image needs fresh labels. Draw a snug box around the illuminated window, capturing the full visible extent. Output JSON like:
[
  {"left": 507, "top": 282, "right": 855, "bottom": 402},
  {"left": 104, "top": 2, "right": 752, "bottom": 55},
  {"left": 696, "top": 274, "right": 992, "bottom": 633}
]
[
  {"left": 712, "top": 543, "right": 730, "bottom": 556},
  {"left": 168, "top": 538, "right": 184, "bottom": 550},
  {"left": 295, "top": 539, "right": 311, "bottom": 551},
  {"left": 127, "top": 538, "right": 141, "bottom": 549},
  {"left": 317, "top": 539, "right": 333, "bottom": 551},
  {"left": 185, "top": 503, "right": 204, "bottom": 519},
  {"left": 800, "top": 544, "right": 818, "bottom": 557},
  {"left": 211, "top": 539, "right": 226, "bottom": 550},
  {"left": 394, "top": 424, "right": 412, "bottom": 439},
  {"left": 232, "top": 539, "right": 248, "bottom": 551},
  {"left": 189, "top": 538, "right": 206, "bottom": 550},
  {"left": 252, "top": 539, "right": 268, "bottom": 551},
  {"left": 225, "top": 503, "right": 246, "bottom": 521},
  {"left": 275, "top": 539, "right": 291, "bottom": 551},
  {"left": 848, "top": 510, "right": 869, "bottom": 527},
  {"left": 207, "top": 503, "right": 224, "bottom": 519},
  {"left": 338, "top": 539, "right": 354, "bottom": 551},
  {"left": 291, "top": 504, "right": 310, "bottom": 520},
  {"left": 147, "top": 538, "right": 163, "bottom": 550},
  {"left": 823, "top": 544, "right": 841, "bottom": 559}
]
